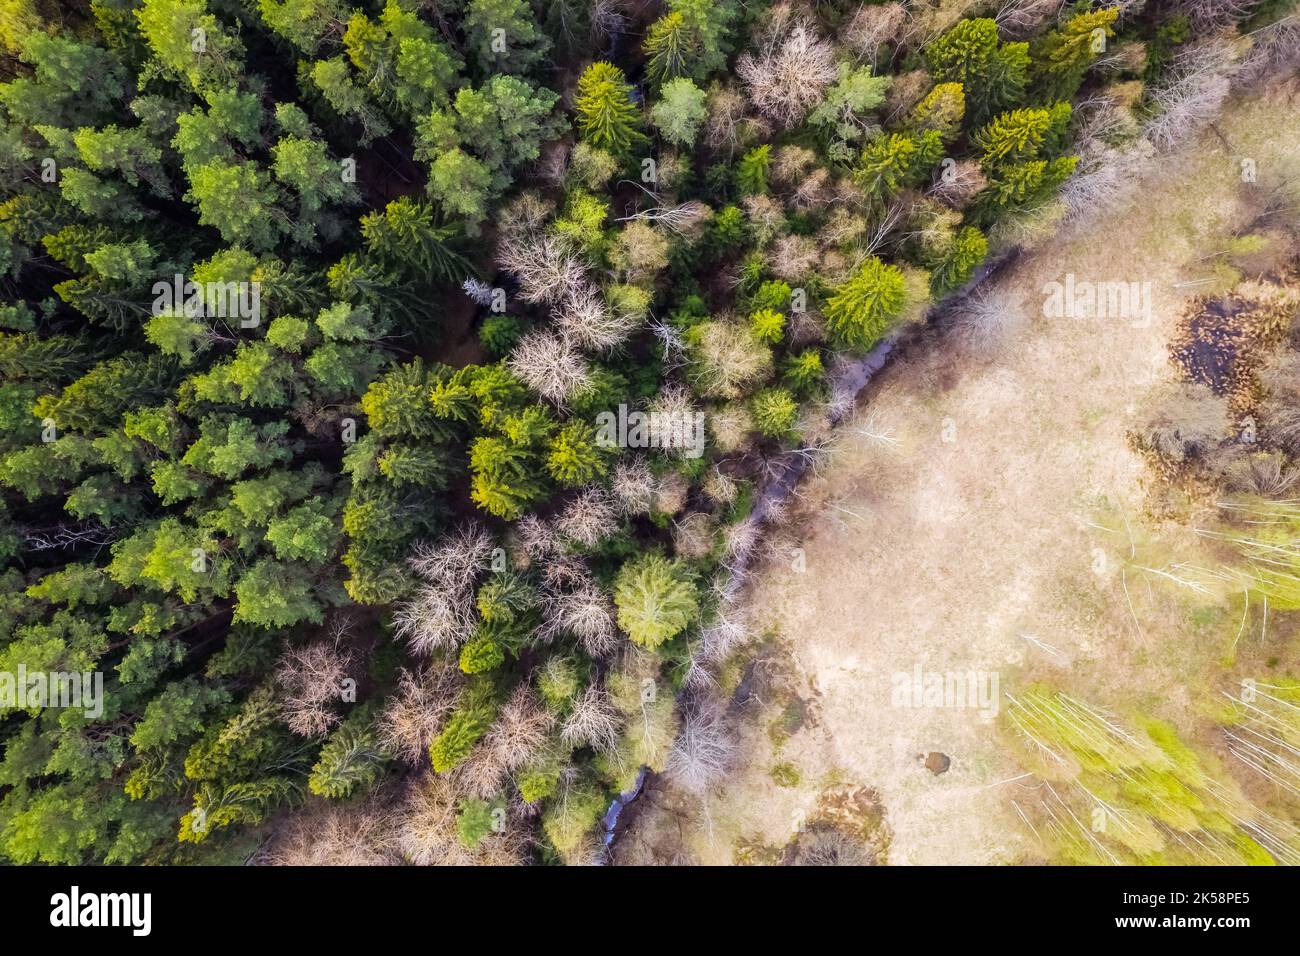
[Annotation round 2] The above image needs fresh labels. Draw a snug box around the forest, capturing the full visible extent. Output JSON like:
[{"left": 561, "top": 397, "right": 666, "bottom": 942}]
[{"left": 0, "top": 0, "right": 1295, "bottom": 865}]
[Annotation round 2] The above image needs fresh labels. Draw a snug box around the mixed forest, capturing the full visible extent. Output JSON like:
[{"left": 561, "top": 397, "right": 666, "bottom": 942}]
[{"left": 0, "top": 0, "right": 1295, "bottom": 864}]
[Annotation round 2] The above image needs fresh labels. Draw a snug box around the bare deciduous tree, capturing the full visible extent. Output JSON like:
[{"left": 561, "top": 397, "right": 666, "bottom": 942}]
[
  {"left": 612, "top": 456, "right": 657, "bottom": 514},
  {"left": 741, "top": 193, "right": 787, "bottom": 246},
  {"left": 944, "top": 287, "right": 1028, "bottom": 355},
  {"left": 276, "top": 639, "right": 356, "bottom": 737},
  {"left": 552, "top": 284, "right": 639, "bottom": 352},
  {"left": 767, "top": 234, "right": 821, "bottom": 282},
  {"left": 994, "top": 0, "right": 1068, "bottom": 39},
  {"left": 666, "top": 698, "right": 735, "bottom": 794},
  {"left": 561, "top": 682, "right": 623, "bottom": 752},
  {"left": 394, "top": 525, "right": 494, "bottom": 655},
  {"left": 513, "top": 513, "right": 561, "bottom": 561},
  {"left": 737, "top": 18, "right": 839, "bottom": 128},
  {"left": 378, "top": 664, "right": 464, "bottom": 765},
  {"left": 1236, "top": 13, "right": 1300, "bottom": 81},
  {"left": 540, "top": 580, "right": 620, "bottom": 657},
  {"left": 554, "top": 487, "right": 620, "bottom": 548},
  {"left": 703, "top": 85, "right": 754, "bottom": 159},
  {"left": 844, "top": 2, "right": 908, "bottom": 65},
  {"left": 1171, "top": 0, "right": 1263, "bottom": 31},
  {"left": 456, "top": 686, "right": 553, "bottom": 798},
  {"left": 1143, "top": 40, "right": 1239, "bottom": 153},
  {"left": 927, "top": 158, "right": 989, "bottom": 210},
  {"left": 508, "top": 329, "right": 594, "bottom": 408},
  {"left": 264, "top": 793, "right": 398, "bottom": 865},
  {"left": 497, "top": 232, "right": 588, "bottom": 305}
]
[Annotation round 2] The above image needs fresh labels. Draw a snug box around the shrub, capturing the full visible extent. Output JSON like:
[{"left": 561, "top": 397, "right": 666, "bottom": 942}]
[{"left": 479, "top": 313, "right": 524, "bottom": 357}]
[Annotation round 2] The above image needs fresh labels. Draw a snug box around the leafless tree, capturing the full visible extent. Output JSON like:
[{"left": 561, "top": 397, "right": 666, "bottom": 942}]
[
  {"left": 818, "top": 207, "right": 870, "bottom": 249},
  {"left": 21, "top": 522, "right": 119, "bottom": 553},
  {"left": 264, "top": 793, "right": 399, "bottom": 865},
  {"left": 1236, "top": 13, "right": 1300, "bottom": 82},
  {"left": 497, "top": 191, "right": 553, "bottom": 238},
  {"left": 666, "top": 698, "right": 735, "bottom": 795},
  {"left": 768, "top": 234, "right": 821, "bottom": 282},
  {"left": 540, "top": 580, "right": 620, "bottom": 657},
  {"left": 844, "top": 2, "right": 908, "bottom": 65},
  {"left": 538, "top": 553, "right": 591, "bottom": 592},
  {"left": 513, "top": 513, "right": 561, "bottom": 561},
  {"left": 1171, "top": 0, "right": 1263, "bottom": 31},
  {"left": 994, "top": 0, "right": 1067, "bottom": 40},
  {"left": 740, "top": 193, "right": 787, "bottom": 246},
  {"left": 554, "top": 487, "right": 620, "bottom": 549},
  {"left": 771, "top": 145, "right": 818, "bottom": 188},
  {"left": 703, "top": 85, "right": 751, "bottom": 159},
  {"left": 927, "top": 158, "right": 989, "bottom": 210},
  {"left": 646, "top": 383, "right": 702, "bottom": 459},
  {"left": 673, "top": 511, "right": 718, "bottom": 561},
  {"left": 792, "top": 168, "right": 833, "bottom": 211},
  {"left": 687, "top": 318, "right": 774, "bottom": 400},
  {"left": 462, "top": 277, "right": 494, "bottom": 306},
  {"left": 619, "top": 199, "right": 711, "bottom": 238},
  {"left": 276, "top": 639, "right": 356, "bottom": 737},
  {"left": 709, "top": 401, "right": 756, "bottom": 454},
  {"left": 737, "top": 18, "right": 839, "bottom": 128},
  {"left": 394, "top": 775, "right": 462, "bottom": 865},
  {"left": 660, "top": 469, "right": 693, "bottom": 519},
  {"left": 552, "top": 284, "right": 639, "bottom": 352},
  {"left": 703, "top": 469, "right": 740, "bottom": 506},
  {"left": 1143, "top": 39, "right": 1239, "bottom": 153},
  {"left": 497, "top": 232, "right": 588, "bottom": 305},
  {"left": 394, "top": 774, "right": 530, "bottom": 865},
  {"left": 613, "top": 456, "right": 657, "bottom": 514},
  {"left": 589, "top": 0, "right": 627, "bottom": 46},
  {"left": 378, "top": 664, "right": 463, "bottom": 765},
  {"left": 508, "top": 329, "right": 594, "bottom": 408},
  {"left": 944, "top": 286, "right": 1028, "bottom": 356},
  {"left": 1069, "top": 150, "right": 1148, "bottom": 225},
  {"left": 698, "top": 602, "right": 748, "bottom": 664},
  {"left": 883, "top": 69, "right": 933, "bottom": 125},
  {"left": 408, "top": 524, "right": 495, "bottom": 590},
  {"left": 561, "top": 682, "right": 623, "bottom": 752},
  {"left": 394, "top": 525, "right": 494, "bottom": 654},
  {"left": 456, "top": 685, "right": 553, "bottom": 798}
]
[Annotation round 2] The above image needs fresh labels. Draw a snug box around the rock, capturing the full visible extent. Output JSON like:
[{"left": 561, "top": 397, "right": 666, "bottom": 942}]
[{"left": 924, "top": 751, "right": 951, "bottom": 775}]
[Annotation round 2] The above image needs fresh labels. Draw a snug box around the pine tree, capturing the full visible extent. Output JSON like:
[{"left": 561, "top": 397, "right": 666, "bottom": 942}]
[
  {"left": 308, "top": 710, "right": 389, "bottom": 798},
  {"left": 929, "top": 225, "right": 988, "bottom": 297},
  {"left": 924, "top": 18, "right": 1028, "bottom": 127},
  {"left": 430, "top": 678, "right": 498, "bottom": 772},
  {"left": 575, "top": 62, "right": 645, "bottom": 157},
  {"left": 750, "top": 387, "right": 799, "bottom": 440},
  {"left": 823, "top": 257, "right": 908, "bottom": 352},
  {"left": 613, "top": 554, "right": 700, "bottom": 650},
  {"left": 735, "top": 144, "right": 770, "bottom": 196},
  {"left": 643, "top": 12, "right": 697, "bottom": 86},
  {"left": 1029, "top": 8, "right": 1119, "bottom": 103}
]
